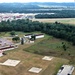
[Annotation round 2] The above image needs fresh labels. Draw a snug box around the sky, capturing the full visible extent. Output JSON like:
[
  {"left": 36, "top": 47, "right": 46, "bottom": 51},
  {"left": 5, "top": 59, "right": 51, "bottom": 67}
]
[{"left": 0, "top": 0, "right": 74, "bottom": 3}]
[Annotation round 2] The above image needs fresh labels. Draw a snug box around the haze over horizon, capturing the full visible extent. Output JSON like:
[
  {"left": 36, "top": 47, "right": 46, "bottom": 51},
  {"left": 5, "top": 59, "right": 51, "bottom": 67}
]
[{"left": 0, "top": 0, "right": 74, "bottom": 3}]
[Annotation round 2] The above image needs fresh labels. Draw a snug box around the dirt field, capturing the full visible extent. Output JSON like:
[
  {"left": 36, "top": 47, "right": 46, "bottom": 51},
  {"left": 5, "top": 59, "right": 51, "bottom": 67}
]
[{"left": 32, "top": 18, "right": 75, "bottom": 25}]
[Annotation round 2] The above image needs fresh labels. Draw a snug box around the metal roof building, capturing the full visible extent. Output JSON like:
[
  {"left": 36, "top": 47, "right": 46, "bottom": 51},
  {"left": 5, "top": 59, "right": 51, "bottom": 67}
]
[{"left": 57, "top": 65, "right": 74, "bottom": 75}]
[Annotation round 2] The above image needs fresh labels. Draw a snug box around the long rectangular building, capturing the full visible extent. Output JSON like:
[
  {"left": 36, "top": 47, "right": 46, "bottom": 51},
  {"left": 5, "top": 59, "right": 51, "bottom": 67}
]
[
  {"left": 24, "top": 34, "right": 44, "bottom": 39},
  {"left": 57, "top": 65, "right": 74, "bottom": 75}
]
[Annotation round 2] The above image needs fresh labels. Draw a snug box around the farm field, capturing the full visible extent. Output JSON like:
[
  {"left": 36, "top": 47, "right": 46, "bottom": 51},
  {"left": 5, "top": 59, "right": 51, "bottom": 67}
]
[
  {"left": 0, "top": 32, "right": 73, "bottom": 75},
  {"left": 32, "top": 18, "right": 75, "bottom": 25}
]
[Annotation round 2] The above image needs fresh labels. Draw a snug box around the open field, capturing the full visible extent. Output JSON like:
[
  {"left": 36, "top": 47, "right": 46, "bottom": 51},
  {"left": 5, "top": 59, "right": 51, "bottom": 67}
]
[
  {"left": 0, "top": 32, "right": 75, "bottom": 75},
  {"left": 0, "top": 45, "right": 69, "bottom": 75},
  {"left": 24, "top": 34, "right": 75, "bottom": 64},
  {"left": 0, "top": 32, "right": 71, "bottom": 75},
  {"left": 32, "top": 18, "right": 75, "bottom": 25}
]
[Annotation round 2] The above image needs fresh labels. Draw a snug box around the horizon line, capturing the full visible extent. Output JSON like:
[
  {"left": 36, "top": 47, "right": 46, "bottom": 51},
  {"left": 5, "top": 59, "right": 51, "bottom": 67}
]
[{"left": 0, "top": 2, "right": 74, "bottom": 3}]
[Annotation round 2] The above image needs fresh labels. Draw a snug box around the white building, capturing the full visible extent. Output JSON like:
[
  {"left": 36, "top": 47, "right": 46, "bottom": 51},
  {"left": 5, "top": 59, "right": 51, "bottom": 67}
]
[
  {"left": 24, "top": 34, "right": 44, "bottom": 39},
  {"left": 35, "top": 34, "right": 44, "bottom": 39},
  {"left": 57, "top": 65, "right": 74, "bottom": 75},
  {"left": 24, "top": 34, "right": 32, "bottom": 39}
]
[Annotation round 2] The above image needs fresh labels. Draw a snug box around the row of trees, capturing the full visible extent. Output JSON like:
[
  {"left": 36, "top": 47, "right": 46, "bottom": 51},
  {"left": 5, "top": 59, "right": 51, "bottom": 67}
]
[
  {"left": 0, "top": 19, "right": 75, "bottom": 45},
  {"left": 35, "top": 10, "right": 75, "bottom": 18}
]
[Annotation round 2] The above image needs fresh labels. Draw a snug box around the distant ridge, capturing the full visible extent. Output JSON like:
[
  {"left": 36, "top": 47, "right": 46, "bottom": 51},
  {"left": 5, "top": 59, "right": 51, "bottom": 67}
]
[
  {"left": 0, "top": 2, "right": 75, "bottom": 6},
  {"left": 28, "top": 2, "right": 75, "bottom": 6},
  {"left": 0, "top": 2, "right": 74, "bottom": 13}
]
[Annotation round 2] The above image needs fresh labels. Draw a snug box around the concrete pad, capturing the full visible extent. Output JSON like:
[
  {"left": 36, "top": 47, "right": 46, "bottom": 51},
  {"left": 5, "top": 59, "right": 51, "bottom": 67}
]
[
  {"left": 42, "top": 56, "right": 53, "bottom": 61},
  {"left": 1, "top": 59, "right": 20, "bottom": 66},
  {"left": 29, "top": 67, "right": 42, "bottom": 73}
]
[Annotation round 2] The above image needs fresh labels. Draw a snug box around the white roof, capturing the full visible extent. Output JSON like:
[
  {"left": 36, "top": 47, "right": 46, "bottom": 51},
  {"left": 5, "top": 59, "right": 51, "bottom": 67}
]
[
  {"left": 42, "top": 56, "right": 53, "bottom": 61},
  {"left": 29, "top": 67, "right": 42, "bottom": 73},
  {"left": 0, "top": 59, "right": 20, "bottom": 66},
  {"left": 57, "top": 65, "right": 74, "bottom": 75}
]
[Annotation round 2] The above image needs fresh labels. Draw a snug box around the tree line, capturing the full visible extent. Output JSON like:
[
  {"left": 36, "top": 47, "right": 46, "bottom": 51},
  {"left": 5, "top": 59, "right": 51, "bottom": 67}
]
[
  {"left": 35, "top": 10, "right": 75, "bottom": 18},
  {"left": 0, "top": 19, "right": 75, "bottom": 45}
]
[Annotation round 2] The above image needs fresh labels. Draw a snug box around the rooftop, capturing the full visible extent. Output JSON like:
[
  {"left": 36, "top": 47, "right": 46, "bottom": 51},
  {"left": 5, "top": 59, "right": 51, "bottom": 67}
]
[{"left": 57, "top": 65, "right": 74, "bottom": 75}]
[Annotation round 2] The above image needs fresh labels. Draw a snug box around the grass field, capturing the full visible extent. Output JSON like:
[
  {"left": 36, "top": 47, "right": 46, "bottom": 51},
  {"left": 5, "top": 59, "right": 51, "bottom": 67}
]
[
  {"left": 24, "top": 35, "right": 75, "bottom": 64},
  {"left": 0, "top": 44, "right": 69, "bottom": 75},
  {"left": 32, "top": 18, "right": 75, "bottom": 25},
  {"left": 0, "top": 32, "right": 72, "bottom": 75},
  {"left": 0, "top": 32, "right": 75, "bottom": 75}
]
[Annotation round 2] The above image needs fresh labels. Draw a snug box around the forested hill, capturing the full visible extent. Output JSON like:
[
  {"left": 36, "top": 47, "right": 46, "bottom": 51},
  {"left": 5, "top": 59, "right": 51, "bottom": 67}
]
[
  {"left": 30, "top": 2, "right": 75, "bottom": 6},
  {"left": 0, "top": 3, "right": 40, "bottom": 13},
  {"left": 0, "top": 2, "right": 75, "bottom": 13}
]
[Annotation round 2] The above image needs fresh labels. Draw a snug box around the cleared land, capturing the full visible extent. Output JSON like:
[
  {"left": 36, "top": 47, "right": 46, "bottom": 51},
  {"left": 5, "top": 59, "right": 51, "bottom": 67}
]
[
  {"left": 32, "top": 18, "right": 75, "bottom": 25},
  {"left": 0, "top": 32, "right": 72, "bottom": 75}
]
